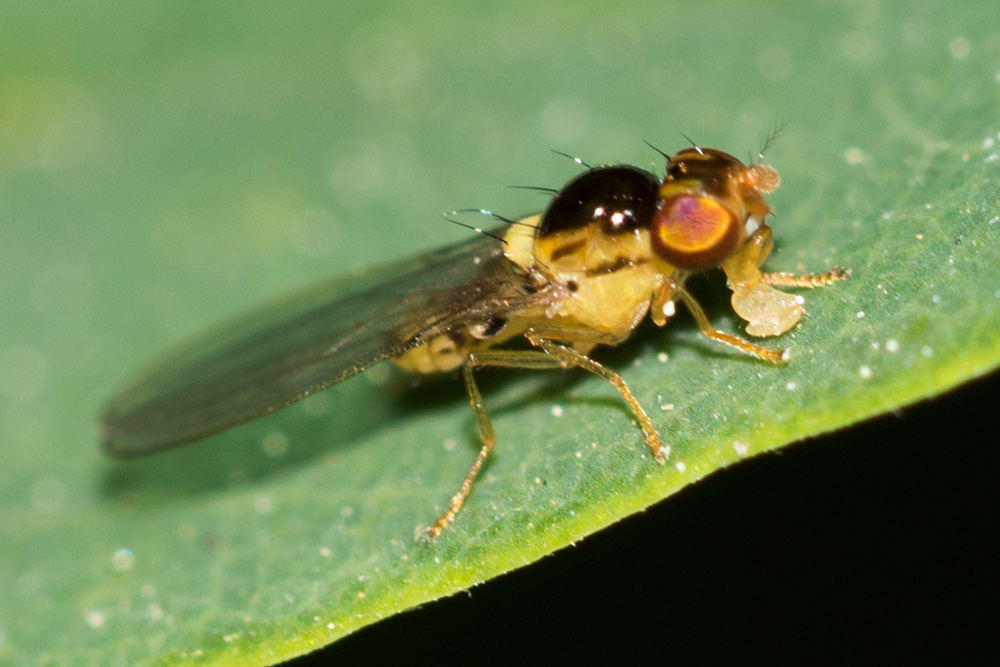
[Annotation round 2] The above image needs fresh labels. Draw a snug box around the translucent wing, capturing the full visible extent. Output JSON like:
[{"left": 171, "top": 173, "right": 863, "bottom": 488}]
[{"left": 100, "top": 231, "right": 538, "bottom": 456}]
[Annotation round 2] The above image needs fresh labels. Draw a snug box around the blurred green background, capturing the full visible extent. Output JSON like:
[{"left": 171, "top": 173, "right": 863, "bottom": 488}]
[{"left": 2, "top": 1, "right": 999, "bottom": 664}]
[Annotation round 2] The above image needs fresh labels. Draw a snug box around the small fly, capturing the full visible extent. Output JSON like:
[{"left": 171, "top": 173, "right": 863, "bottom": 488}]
[{"left": 99, "top": 144, "right": 848, "bottom": 541}]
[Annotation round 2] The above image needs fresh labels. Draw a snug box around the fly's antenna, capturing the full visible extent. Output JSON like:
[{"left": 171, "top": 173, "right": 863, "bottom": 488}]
[
  {"left": 679, "top": 133, "right": 704, "bottom": 154},
  {"left": 757, "top": 120, "right": 788, "bottom": 161},
  {"left": 551, "top": 149, "right": 593, "bottom": 170}
]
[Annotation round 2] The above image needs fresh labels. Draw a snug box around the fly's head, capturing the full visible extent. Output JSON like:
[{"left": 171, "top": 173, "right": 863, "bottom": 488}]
[
  {"left": 651, "top": 147, "right": 780, "bottom": 272},
  {"left": 651, "top": 147, "right": 815, "bottom": 338}
]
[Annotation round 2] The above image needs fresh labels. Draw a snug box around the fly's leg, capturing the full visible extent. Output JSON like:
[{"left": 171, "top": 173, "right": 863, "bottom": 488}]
[
  {"left": 667, "top": 279, "right": 789, "bottom": 363},
  {"left": 419, "top": 349, "right": 568, "bottom": 542},
  {"left": 720, "top": 224, "right": 850, "bottom": 337},
  {"left": 419, "top": 336, "right": 665, "bottom": 542},
  {"left": 762, "top": 267, "right": 851, "bottom": 288},
  {"left": 723, "top": 222, "right": 850, "bottom": 291},
  {"left": 523, "top": 331, "right": 666, "bottom": 463}
]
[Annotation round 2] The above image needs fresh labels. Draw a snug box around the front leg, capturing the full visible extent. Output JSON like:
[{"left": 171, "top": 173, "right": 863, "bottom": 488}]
[
  {"left": 722, "top": 224, "right": 849, "bottom": 337},
  {"left": 762, "top": 266, "right": 851, "bottom": 288}
]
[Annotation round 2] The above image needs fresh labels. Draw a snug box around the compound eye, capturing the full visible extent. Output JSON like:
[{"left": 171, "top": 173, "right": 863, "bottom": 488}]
[{"left": 651, "top": 195, "right": 740, "bottom": 271}]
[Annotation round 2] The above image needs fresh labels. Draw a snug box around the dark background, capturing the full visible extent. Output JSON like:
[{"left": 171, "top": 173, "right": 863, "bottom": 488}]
[{"left": 289, "top": 369, "right": 999, "bottom": 665}]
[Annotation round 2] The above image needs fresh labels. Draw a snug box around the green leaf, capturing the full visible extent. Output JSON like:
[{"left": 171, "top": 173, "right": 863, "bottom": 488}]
[{"left": 2, "top": 1, "right": 998, "bottom": 664}]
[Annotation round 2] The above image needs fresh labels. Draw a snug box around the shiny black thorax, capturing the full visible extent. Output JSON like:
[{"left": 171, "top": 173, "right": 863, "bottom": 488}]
[{"left": 538, "top": 166, "right": 660, "bottom": 237}]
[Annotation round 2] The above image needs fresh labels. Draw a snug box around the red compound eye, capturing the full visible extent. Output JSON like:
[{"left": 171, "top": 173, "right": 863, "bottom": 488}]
[{"left": 651, "top": 195, "right": 740, "bottom": 271}]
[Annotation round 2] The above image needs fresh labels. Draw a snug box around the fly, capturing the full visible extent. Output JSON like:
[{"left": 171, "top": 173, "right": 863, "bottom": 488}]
[{"left": 99, "top": 144, "right": 849, "bottom": 541}]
